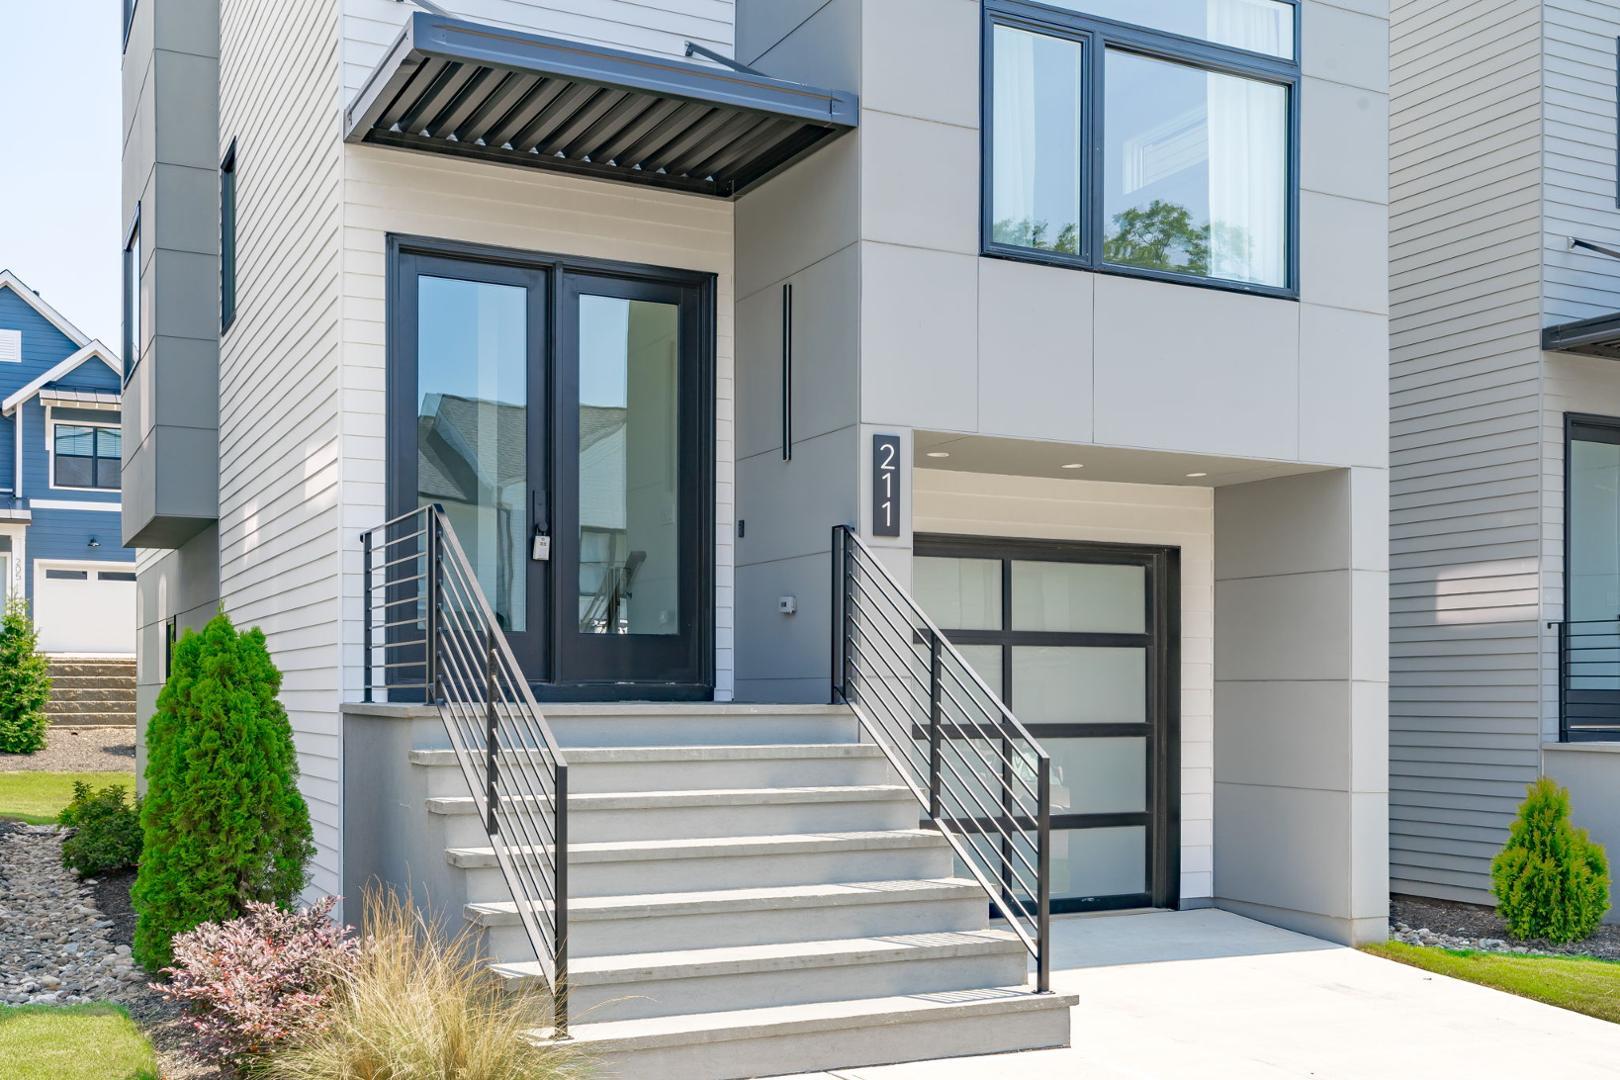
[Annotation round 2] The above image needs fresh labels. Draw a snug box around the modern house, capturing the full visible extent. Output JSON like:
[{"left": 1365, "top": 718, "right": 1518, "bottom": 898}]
[
  {"left": 1391, "top": 0, "right": 1620, "bottom": 915},
  {"left": 123, "top": 0, "right": 1389, "bottom": 1074},
  {"left": 0, "top": 271, "right": 135, "bottom": 656}
]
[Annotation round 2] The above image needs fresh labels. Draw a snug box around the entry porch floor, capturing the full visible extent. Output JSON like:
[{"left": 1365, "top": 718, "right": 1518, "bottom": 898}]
[{"left": 792, "top": 908, "right": 1620, "bottom": 1079}]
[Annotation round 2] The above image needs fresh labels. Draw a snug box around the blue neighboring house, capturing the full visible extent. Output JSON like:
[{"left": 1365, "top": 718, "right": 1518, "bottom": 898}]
[{"left": 0, "top": 270, "right": 134, "bottom": 655}]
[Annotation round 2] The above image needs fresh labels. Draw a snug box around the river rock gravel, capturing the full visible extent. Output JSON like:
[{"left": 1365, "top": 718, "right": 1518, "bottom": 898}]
[
  {"left": 0, "top": 725, "right": 137, "bottom": 773},
  {"left": 1391, "top": 894, "right": 1620, "bottom": 960},
  {"left": 0, "top": 819, "right": 222, "bottom": 1078}
]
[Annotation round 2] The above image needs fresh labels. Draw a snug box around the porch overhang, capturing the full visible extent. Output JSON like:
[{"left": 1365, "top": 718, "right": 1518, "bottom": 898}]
[
  {"left": 344, "top": 13, "right": 858, "bottom": 199},
  {"left": 1543, "top": 312, "right": 1620, "bottom": 360}
]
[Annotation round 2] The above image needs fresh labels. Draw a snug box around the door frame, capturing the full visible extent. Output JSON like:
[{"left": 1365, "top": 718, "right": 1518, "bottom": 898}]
[
  {"left": 914, "top": 532, "right": 1181, "bottom": 913},
  {"left": 386, "top": 234, "right": 717, "bottom": 699}
]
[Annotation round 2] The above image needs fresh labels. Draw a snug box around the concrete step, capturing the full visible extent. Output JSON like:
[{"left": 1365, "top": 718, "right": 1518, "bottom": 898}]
[
  {"left": 533, "top": 986, "right": 1077, "bottom": 1080},
  {"left": 467, "top": 878, "right": 988, "bottom": 959},
  {"left": 47, "top": 686, "right": 137, "bottom": 702},
  {"left": 428, "top": 785, "right": 919, "bottom": 846},
  {"left": 493, "top": 928, "right": 1029, "bottom": 1022},
  {"left": 447, "top": 829, "right": 955, "bottom": 900},
  {"left": 47, "top": 676, "right": 136, "bottom": 691},
  {"left": 411, "top": 742, "right": 894, "bottom": 796},
  {"left": 42, "top": 712, "right": 136, "bottom": 727},
  {"left": 45, "top": 697, "right": 137, "bottom": 713},
  {"left": 543, "top": 703, "right": 858, "bottom": 748}
]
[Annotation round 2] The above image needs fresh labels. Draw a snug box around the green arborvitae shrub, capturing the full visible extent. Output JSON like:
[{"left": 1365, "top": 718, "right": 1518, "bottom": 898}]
[
  {"left": 0, "top": 598, "right": 51, "bottom": 754},
  {"left": 59, "top": 781, "right": 143, "bottom": 877},
  {"left": 1491, "top": 777, "right": 1611, "bottom": 944},
  {"left": 132, "top": 612, "right": 315, "bottom": 971}
]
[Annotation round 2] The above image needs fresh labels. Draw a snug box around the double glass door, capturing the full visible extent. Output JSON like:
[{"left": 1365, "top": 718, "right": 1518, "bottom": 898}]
[
  {"left": 393, "top": 247, "right": 711, "bottom": 696},
  {"left": 913, "top": 535, "right": 1179, "bottom": 912}
]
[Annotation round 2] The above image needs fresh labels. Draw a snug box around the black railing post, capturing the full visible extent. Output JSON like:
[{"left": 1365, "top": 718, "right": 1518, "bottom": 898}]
[
  {"left": 1556, "top": 620, "right": 1570, "bottom": 743},
  {"left": 1037, "top": 754, "right": 1051, "bottom": 994},
  {"left": 553, "top": 760, "right": 570, "bottom": 1040},
  {"left": 830, "top": 526, "right": 845, "bottom": 704},
  {"left": 424, "top": 511, "right": 439, "bottom": 703},
  {"left": 928, "top": 630, "right": 943, "bottom": 821},
  {"left": 486, "top": 627, "right": 500, "bottom": 836},
  {"left": 361, "top": 529, "right": 373, "bottom": 703}
]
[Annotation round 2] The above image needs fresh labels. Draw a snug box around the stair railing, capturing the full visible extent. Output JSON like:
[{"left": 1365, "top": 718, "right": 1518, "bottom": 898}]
[
  {"left": 360, "top": 505, "right": 570, "bottom": 1036},
  {"left": 830, "top": 524, "right": 1052, "bottom": 993}
]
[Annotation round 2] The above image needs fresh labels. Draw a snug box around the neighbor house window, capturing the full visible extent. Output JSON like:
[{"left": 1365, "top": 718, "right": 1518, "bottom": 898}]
[
  {"left": 54, "top": 425, "right": 122, "bottom": 491},
  {"left": 984, "top": 0, "right": 1298, "bottom": 294},
  {"left": 123, "top": 207, "right": 141, "bottom": 382},
  {"left": 221, "top": 141, "right": 237, "bottom": 332}
]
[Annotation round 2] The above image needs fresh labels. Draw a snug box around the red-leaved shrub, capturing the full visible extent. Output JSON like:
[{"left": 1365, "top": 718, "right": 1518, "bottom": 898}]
[{"left": 155, "top": 896, "right": 357, "bottom": 1070}]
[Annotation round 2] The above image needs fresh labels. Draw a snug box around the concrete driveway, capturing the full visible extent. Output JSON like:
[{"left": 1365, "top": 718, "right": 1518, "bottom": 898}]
[{"left": 793, "top": 908, "right": 1620, "bottom": 1079}]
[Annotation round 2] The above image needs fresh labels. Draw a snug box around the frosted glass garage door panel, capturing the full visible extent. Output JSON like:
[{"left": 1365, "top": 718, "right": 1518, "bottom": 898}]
[
  {"left": 1012, "top": 646, "right": 1145, "bottom": 724},
  {"left": 1012, "top": 561, "right": 1144, "bottom": 633}
]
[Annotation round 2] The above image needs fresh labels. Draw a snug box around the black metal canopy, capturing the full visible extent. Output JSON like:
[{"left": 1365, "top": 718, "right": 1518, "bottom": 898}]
[
  {"left": 345, "top": 13, "right": 858, "bottom": 199},
  {"left": 1543, "top": 312, "right": 1620, "bottom": 361}
]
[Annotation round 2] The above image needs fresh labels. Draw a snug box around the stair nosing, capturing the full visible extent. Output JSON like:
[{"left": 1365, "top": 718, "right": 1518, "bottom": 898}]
[
  {"left": 427, "top": 785, "right": 915, "bottom": 815},
  {"left": 527, "top": 986, "right": 1078, "bottom": 1050},
  {"left": 444, "top": 828, "right": 946, "bottom": 868},
  {"left": 492, "top": 929, "right": 1025, "bottom": 987},
  {"left": 465, "top": 877, "right": 983, "bottom": 925},
  {"left": 409, "top": 743, "right": 884, "bottom": 766}
]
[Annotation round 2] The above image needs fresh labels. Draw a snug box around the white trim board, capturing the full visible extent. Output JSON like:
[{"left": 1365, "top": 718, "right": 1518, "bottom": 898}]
[
  {"left": 1, "top": 342, "right": 122, "bottom": 416},
  {"left": 0, "top": 271, "right": 91, "bottom": 350},
  {"left": 29, "top": 499, "right": 122, "bottom": 513}
]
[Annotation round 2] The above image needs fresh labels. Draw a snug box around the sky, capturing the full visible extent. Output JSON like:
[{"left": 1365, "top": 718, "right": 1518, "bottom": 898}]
[{"left": 0, "top": 3, "right": 123, "bottom": 346}]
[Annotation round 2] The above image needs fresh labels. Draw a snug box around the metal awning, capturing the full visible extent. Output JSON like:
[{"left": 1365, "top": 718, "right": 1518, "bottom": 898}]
[
  {"left": 345, "top": 13, "right": 858, "bottom": 199},
  {"left": 1543, "top": 312, "right": 1620, "bottom": 360}
]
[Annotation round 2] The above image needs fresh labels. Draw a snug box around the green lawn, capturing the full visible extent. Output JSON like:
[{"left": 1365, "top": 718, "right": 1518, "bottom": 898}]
[
  {"left": 0, "top": 772, "right": 135, "bottom": 825},
  {"left": 0, "top": 1003, "right": 156, "bottom": 1080},
  {"left": 1364, "top": 941, "right": 1620, "bottom": 1024}
]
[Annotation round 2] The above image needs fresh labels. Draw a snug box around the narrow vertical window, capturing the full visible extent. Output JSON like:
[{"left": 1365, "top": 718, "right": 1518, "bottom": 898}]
[
  {"left": 221, "top": 142, "right": 237, "bottom": 332},
  {"left": 989, "top": 24, "right": 1084, "bottom": 257},
  {"left": 123, "top": 207, "right": 141, "bottom": 383},
  {"left": 123, "top": 0, "right": 138, "bottom": 47}
]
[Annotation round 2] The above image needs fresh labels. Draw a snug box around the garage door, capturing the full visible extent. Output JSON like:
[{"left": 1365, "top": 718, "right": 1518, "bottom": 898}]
[{"left": 34, "top": 561, "right": 136, "bottom": 654}]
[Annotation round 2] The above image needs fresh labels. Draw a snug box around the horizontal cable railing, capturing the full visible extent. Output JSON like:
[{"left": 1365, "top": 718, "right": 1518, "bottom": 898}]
[
  {"left": 1552, "top": 619, "right": 1620, "bottom": 741},
  {"left": 361, "top": 505, "right": 570, "bottom": 1036},
  {"left": 831, "top": 525, "right": 1052, "bottom": 993}
]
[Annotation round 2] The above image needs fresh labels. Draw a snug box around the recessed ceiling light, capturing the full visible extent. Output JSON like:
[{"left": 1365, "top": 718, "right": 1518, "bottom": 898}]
[
  {"left": 925, "top": 451, "right": 951, "bottom": 459},
  {"left": 1060, "top": 463, "right": 1085, "bottom": 470},
  {"left": 1185, "top": 471, "right": 1208, "bottom": 478}
]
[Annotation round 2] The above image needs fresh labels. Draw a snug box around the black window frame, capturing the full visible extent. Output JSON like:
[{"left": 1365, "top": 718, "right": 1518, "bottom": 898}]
[
  {"left": 123, "top": 205, "right": 141, "bottom": 384},
  {"left": 221, "top": 140, "right": 238, "bottom": 333},
  {"left": 53, "top": 423, "right": 123, "bottom": 492},
  {"left": 981, "top": 0, "right": 1302, "bottom": 299}
]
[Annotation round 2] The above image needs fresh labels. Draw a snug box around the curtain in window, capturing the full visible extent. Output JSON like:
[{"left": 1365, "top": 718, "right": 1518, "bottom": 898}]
[{"left": 1206, "top": 4, "right": 1286, "bottom": 287}]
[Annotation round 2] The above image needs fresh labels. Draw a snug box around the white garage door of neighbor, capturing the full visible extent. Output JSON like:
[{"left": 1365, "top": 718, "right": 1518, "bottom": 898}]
[{"left": 34, "top": 562, "right": 136, "bottom": 654}]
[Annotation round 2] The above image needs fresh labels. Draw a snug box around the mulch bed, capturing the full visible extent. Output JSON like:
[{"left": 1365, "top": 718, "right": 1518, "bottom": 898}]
[
  {"left": 90, "top": 869, "right": 139, "bottom": 948},
  {"left": 1392, "top": 894, "right": 1620, "bottom": 961}
]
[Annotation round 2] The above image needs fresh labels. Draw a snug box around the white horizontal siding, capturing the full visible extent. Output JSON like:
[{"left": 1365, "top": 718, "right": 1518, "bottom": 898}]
[
  {"left": 219, "top": 0, "right": 347, "bottom": 899},
  {"left": 911, "top": 470, "right": 1216, "bottom": 906},
  {"left": 343, "top": 0, "right": 735, "bottom": 100},
  {"left": 337, "top": 146, "right": 737, "bottom": 701},
  {"left": 1542, "top": 0, "right": 1620, "bottom": 323},
  {"left": 1389, "top": 0, "right": 1545, "bottom": 904}
]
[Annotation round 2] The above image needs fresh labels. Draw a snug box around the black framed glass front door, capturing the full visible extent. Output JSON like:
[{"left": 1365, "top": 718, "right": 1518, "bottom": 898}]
[
  {"left": 913, "top": 534, "right": 1180, "bottom": 913},
  {"left": 391, "top": 239, "right": 714, "bottom": 698}
]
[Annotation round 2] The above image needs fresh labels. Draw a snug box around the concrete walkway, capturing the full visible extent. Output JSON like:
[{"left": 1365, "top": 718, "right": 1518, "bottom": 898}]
[{"left": 792, "top": 908, "right": 1620, "bottom": 1079}]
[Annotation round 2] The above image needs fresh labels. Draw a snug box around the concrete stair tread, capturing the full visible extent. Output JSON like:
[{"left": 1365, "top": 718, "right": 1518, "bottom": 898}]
[
  {"left": 409, "top": 743, "right": 883, "bottom": 766},
  {"left": 428, "top": 785, "right": 913, "bottom": 816},
  {"left": 445, "top": 828, "right": 947, "bottom": 868},
  {"left": 466, "top": 878, "right": 982, "bottom": 925},
  {"left": 540, "top": 703, "right": 849, "bottom": 717},
  {"left": 527, "top": 985, "right": 1077, "bottom": 1052},
  {"left": 492, "top": 929, "right": 1024, "bottom": 987}
]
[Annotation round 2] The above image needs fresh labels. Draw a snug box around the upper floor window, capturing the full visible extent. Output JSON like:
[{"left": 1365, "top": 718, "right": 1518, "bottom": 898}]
[
  {"left": 123, "top": 0, "right": 137, "bottom": 48},
  {"left": 984, "top": 0, "right": 1299, "bottom": 296},
  {"left": 54, "top": 424, "right": 122, "bottom": 491},
  {"left": 123, "top": 207, "right": 141, "bottom": 383},
  {"left": 221, "top": 141, "right": 238, "bottom": 332}
]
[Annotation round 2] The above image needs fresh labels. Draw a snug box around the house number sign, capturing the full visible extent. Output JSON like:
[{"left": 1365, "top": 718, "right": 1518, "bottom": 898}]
[{"left": 871, "top": 433, "right": 902, "bottom": 538}]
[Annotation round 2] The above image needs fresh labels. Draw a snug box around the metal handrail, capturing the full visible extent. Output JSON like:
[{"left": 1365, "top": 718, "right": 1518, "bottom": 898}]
[
  {"left": 361, "top": 505, "right": 570, "bottom": 1036},
  {"left": 1550, "top": 618, "right": 1620, "bottom": 742},
  {"left": 830, "top": 525, "right": 1052, "bottom": 993}
]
